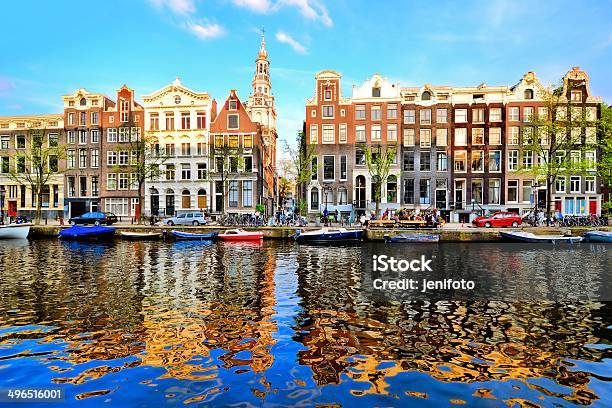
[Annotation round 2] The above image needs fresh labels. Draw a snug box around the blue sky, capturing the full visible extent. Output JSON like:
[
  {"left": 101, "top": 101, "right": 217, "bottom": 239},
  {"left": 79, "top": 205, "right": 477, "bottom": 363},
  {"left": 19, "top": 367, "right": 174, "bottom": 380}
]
[{"left": 1, "top": 0, "right": 611, "bottom": 152}]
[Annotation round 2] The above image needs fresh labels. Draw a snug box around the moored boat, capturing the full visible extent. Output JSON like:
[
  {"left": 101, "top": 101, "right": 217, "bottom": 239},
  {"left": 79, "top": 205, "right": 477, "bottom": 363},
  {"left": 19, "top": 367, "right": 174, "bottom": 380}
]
[
  {"left": 294, "top": 227, "right": 363, "bottom": 244},
  {"left": 499, "top": 230, "right": 582, "bottom": 243},
  {"left": 218, "top": 229, "right": 263, "bottom": 241},
  {"left": 583, "top": 230, "right": 612, "bottom": 243},
  {"left": 0, "top": 223, "right": 31, "bottom": 239},
  {"left": 120, "top": 231, "right": 163, "bottom": 240},
  {"left": 59, "top": 225, "right": 116, "bottom": 241},
  {"left": 384, "top": 232, "right": 439, "bottom": 243},
  {"left": 171, "top": 230, "right": 219, "bottom": 241}
]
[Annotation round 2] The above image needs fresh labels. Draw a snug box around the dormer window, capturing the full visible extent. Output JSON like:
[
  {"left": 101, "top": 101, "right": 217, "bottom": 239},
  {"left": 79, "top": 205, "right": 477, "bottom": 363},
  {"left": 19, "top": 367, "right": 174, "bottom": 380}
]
[
  {"left": 79, "top": 98, "right": 86, "bottom": 106},
  {"left": 229, "top": 99, "right": 237, "bottom": 110},
  {"left": 571, "top": 90, "right": 582, "bottom": 102},
  {"left": 324, "top": 89, "right": 332, "bottom": 100},
  {"left": 372, "top": 87, "right": 381, "bottom": 97},
  {"left": 473, "top": 94, "right": 485, "bottom": 101},
  {"left": 421, "top": 91, "right": 432, "bottom": 101},
  {"left": 69, "top": 101, "right": 75, "bottom": 107},
  {"left": 524, "top": 89, "right": 534, "bottom": 100}
]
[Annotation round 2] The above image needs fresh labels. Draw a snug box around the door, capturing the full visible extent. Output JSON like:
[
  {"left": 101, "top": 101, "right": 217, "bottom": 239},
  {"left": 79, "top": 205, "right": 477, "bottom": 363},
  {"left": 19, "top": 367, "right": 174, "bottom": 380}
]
[
  {"left": 589, "top": 200, "right": 597, "bottom": 215},
  {"left": 8, "top": 201, "right": 17, "bottom": 217},
  {"left": 151, "top": 195, "right": 159, "bottom": 216}
]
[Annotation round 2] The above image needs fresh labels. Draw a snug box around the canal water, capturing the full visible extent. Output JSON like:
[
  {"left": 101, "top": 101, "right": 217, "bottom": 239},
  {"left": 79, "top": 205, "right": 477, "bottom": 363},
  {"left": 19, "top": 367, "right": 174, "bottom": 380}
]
[{"left": 0, "top": 239, "right": 610, "bottom": 406}]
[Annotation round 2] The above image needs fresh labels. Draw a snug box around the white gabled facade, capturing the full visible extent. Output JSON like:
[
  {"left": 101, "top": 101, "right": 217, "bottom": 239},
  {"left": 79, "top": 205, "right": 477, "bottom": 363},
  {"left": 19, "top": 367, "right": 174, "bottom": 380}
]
[{"left": 142, "top": 78, "right": 213, "bottom": 217}]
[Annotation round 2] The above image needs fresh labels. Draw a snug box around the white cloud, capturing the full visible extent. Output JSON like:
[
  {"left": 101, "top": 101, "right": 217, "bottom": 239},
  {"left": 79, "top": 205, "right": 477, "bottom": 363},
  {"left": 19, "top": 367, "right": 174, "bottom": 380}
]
[
  {"left": 276, "top": 31, "right": 307, "bottom": 54},
  {"left": 232, "top": 0, "right": 273, "bottom": 13},
  {"left": 185, "top": 22, "right": 225, "bottom": 39},
  {"left": 148, "top": 0, "right": 197, "bottom": 15},
  {"left": 278, "top": 0, "right": 332, "bottom": 27}
]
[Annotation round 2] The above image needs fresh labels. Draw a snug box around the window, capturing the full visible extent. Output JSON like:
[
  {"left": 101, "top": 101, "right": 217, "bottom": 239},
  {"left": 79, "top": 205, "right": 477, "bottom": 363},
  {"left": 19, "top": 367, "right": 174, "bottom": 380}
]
[
  {"left": 339, "top": 124, "right": 347, "bottom": 143},
  {"left": 570, "top": 150, "right": 581, "bottom": 166},
  {"left": 215, "top": 157, "right": 224, "bottom": 172},
  {"left": 107, "top": 128, "right": 117, "bottom": 142},
  {"left": 322, "top": 124, "right": 335, "bottom": 143},
  {"left": 524, "top": 89, "right": 534, "bottom": 99},
  {"left": 355, "top": 149, "right": 365, "bottom": 166},
  {"left": 570, "top": 176, "right": 581, "bottom": 193},
  {"left": 472, "top": 108, "right": 484, "bottom": 123},
  {"left": 340, "top": 155, "right": 347, "bottom": 180},
  {"left": 228, "top": 135, "right": 238, "bottom": 148},
  {"left": 538, "top": 107, "right": 548, "bottom": 120},
  {"left": 165, "top": 164, "right": 175, "bottom": 180},
  {"left": 387, "top": 124, "right": 397, "bottom": 142},
  {"left": 66, "top": 150, "right": 75, "bottom": 169},
  {"left": 555, "top": 177, "right": 566, "bottom": 193},
  {"left": 117, "top": 127, "right": 129, "bottom": 142},
  {"left": 471, "top": 150, "right": 484, "bottom": 172},
  {"left": 228, "top": 114, "right": 238, "bottom": 129},
  {"left": 311, "top": 157, "right": 318, "bottom": 179},
  {"left": 420, "top": 109, "right": 431, "bottom": 125},
  {"left": 91, "top": 111, "right": 99, "bottom": 125},
  {"left": 420, "top": 152, "right": 431, "bottom": 171},
  {"left": 355, "top": 105, "right": 366, "bottom": 120},
  {"left": 403, "top": 109, "right": 415, "bottom": 124},
  {"left": 150, "top": 113, "right": 159, "bottom": 130},
  {"left": 508, "top": 107, "right": 520, "bottom": 121},
  {"left": 68, "top": 112, "right": 75, "bottom": 125},
  {"left": 436, "top": 152, "right": 447, "bottom": 171},
  {"left": 196, "top": 111, "right": 206, "bottom": 129},
  {"left": 323, "top": 155, "right": 335, "bottom": 180},
  {"left": 310, "top": 188, "right": 319, "bottom": 210},
  {"left": 454, "top": 109, "right": 467, "bottom": 123},
  {"left": 16, "top": 156, "right": 26, "bottom": 173},
  {"left": 0, "top": 135, "right": 9, "bottom": 149},
  {"left": 436, "top": 108, "right": 447, "bottom": 123},
  {"left": 490, "top": 108, "right": 502, "bottom": 122},
  {"left": 371, "top": 125, "right": 381, "bottom": 141},
  {"left": 508, "top": 180, "right": 519, "bottom": 203},
  {"left": 421, "top": 91, "right": 432, "bottom": 101},
  {"left": 197, "top": 163, "right": 207, "bottom": 180},
  {"left": 571, "top": 90, "right": 582, "bottom": 102},
  {"left": 472, "top": 128, "right": 484, "bottom": 145},
  {"left": 179, "top": 112, "right": 191, "bottom": 129},
  {"left": 165, "top": 112, "right": 175, "bottom": 130},
  {"left": 585, "top": 151, "right": 596, "bottom": 170},
  {"left": 387, "top": 104, "right": 397, "bottom": 119},
  {"left": 311, "top": 109, "right": 316, "bottom": 118},
  {"left": 489, "top": 128, "right": 501, "bottom": 145},
  {"left": 523, "top": 107, "right": 534, "bottom": 122},
  {"left": 585, "top": 176, "right": 596, "bottom": 193},
  {"left": 16, "top": 135, "right": 26, "bottom": 148},
  {"left": 472, "top": 179, "right": 483, "bottom": 204},
  {"left": 488, "top": 179, "right": 501, "bottom": 204},
  {"left": 355, "top": 125, "right": 365, "bottom": 142},
  {"left": 538, "top": 127, "right": 549, "bottom": 145},
  {"left": 0, "top": 156, "right": 9, "bottom": 173},
  {"left": 79, "top": 149, "right": 87, "bottom": 168},
  {"left": 118, "top": 173, "right": 129, "bottom": 190},
  {"left": 243, "top": 135, "right": 253, "bottom": 149},
  {"left": 420, "top": 129, "right": 431, "bottom": 147},
  {"left": 586, "top": 107, "right": 597, "bottom": 121},
  {"left": 310, "top": 124, "right": 318, "bottom": 144},
  {"left": 403, "top": 128, "right": 415, "bottom": 146},
  {"left": 372, "top": 87, "right": 381, "bottom": 97},
  {"left": 419, "top": 179, "right": 431, "bottom": 204},
  {"left": 340, "top": 109, "right": 345, "bottom": 117},
  {"left": 454, "top": 128, "right": 467, "bottom": 146},
  {"left": 403, "top": 179, "right": 414, "bottom": 204},
  {"left": 229, "top": 99, "right": 238, "bottom": 110},
  {"left": 165, "top": 143, "right": 175, "bottom": 157},
  {"left": 79, "top": 130, "right": 87, "bottom": 144},
  {"left": 230, "top": 156, "right": 238, "bottom": 173},
  {"left": 522, "top": 151, "right": 533, "bottom": 169},
  {"left": 90, "top": 130, "right": 99, "bottom": 143},
  {"left": 80, "top": 112, "right": 86, "bottom": 125},
  {"left": 338, "top": 187, "right": 348, "bottom": 205},
  {"left": 403, "top": 151, "right": 414, "bottom": 171},
  {"left": 522, "top": 180, "right": 534, "bottom": 203},
  {"left": 508, "top": 127, "right": 519, "bottom": 145},
  {"left": 489, "top": 150, "right": 501, "bottom": 172},
  {"left": 181, "top": 163, "right": 191, "bottom": 180},
  {"left": 324, "top": 89, "right": 332, "bottom": 100},
  {"left": 107, "top": 151, "right": 117, "bottom": 166},
  {"left": 322, "top": 105, "right": 334, "bottom": 118},
  {"left": 436, "top": 128, "right": 447, "bottom": 146},
  {"left": 371, "top": 106, "right": 381, "bottom": 120},
  {"left": 454, "top": 151, "right": 466, "bottom": 172},
  {"left": 243, "top": 181, "right": 253, "bottom": 207},
  {"left": 106, "top": 174, "right": 117, "bottom": 191},
  {"left": 91, "top": 149, "right": 99, "bottom": 168}
]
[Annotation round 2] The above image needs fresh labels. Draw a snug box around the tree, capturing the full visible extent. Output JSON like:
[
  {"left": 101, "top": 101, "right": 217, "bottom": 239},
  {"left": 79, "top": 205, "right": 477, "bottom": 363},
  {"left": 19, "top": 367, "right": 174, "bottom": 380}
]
[
  {"left": 210, "top": 139, "right": 245, "bottom": 216},
  {"left": 283, "top": 130, "right": 317, "bottom": 216},
  {"left": 361, "top": 143, "right": 396, "bottom": 218},
  {"left": 277, "top": 176, "right": 291, "bottom": 210},
  {"left": 113, "top": 123, "right": 167, "bottom": 223},
  {"left": 598, "top": 103, "right": 612, "bottom": 214},
  {"left": 522, "top": 81, "right": 598, "bottom": 222},
  {"left": 8, "top": 125, "right": 65, "bottom": 225}
]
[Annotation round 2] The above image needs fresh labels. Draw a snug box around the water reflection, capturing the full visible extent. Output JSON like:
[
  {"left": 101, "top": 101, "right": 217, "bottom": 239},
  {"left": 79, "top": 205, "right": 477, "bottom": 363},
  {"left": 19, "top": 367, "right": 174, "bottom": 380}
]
[{"left": 0, "top": 240, "right": 609, "bottom": 406}]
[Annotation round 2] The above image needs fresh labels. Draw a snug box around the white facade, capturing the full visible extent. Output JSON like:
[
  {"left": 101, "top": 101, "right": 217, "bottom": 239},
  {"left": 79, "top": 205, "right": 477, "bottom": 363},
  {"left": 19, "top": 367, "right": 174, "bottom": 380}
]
[{"left": 142, "top": 78, "right": 212, "bottom": 217}]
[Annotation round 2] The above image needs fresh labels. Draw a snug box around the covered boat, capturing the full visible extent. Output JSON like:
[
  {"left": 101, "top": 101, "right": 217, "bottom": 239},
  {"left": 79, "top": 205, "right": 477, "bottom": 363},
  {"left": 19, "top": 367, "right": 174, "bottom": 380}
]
[
  {"left": 385, "top": 233, "right": 439, "bottom": 243},
  {"left": 0, "top": 224, "right": 31, "bottom": 239},
  {"left": 294, "top": 228, "right": 363, "bottom": 244},
  {"left": 171, "top": 230, "right": 219, "bottom": 241},
  {"left": 120, "top": 231, "right": 163, "bottom": 240},
  {"left": 583, "top": 230, "right": 612, "bottom": 243},
  {"left": 219, "top": 229, "right": 263, "bottom": 241},
  {"left": 499, "top": 230, "right": 582, "bottom": 243},
  {"left": 59, "top": 225, "right": 116, "bottom": 241}
]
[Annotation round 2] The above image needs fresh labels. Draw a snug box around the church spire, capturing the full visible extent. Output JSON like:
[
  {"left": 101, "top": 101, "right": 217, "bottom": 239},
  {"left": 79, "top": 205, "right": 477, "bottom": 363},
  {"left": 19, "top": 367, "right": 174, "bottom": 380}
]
[
  {"left": 258, "top": 27, "right": 267, "bottom": 59},
  {"left": 253, "top": 28, "right": 271, "bottom": 96}
]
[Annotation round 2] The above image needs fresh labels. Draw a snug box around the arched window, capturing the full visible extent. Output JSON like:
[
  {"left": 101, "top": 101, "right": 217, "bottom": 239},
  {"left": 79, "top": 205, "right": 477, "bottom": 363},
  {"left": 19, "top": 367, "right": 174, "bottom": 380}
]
[
  {"left": 421, "top": 91, "right": 432, "bottom": 101},
  {"left": 165, "top": 189, "right": 175, "bottom": 216},
  {"left": 182, "top": 189, "right": 191, "bottom": 209},
  {"left": 356, "top": 176, "right": 366, "bottom": 209},
  {"left": 524, "top": 89, "right": 534, "bottom": 99},
  {"left": 79, "top": 98, "right": 86, "bottom": 106},
  {"left": 387, "top": 175, "right": 397, "bottom": 202},
  {"left": 310, "top": 187, "right": 319, "bottom": 210},
  {"left": 197, "top": 189, "right": 207, "bottom": 210}
]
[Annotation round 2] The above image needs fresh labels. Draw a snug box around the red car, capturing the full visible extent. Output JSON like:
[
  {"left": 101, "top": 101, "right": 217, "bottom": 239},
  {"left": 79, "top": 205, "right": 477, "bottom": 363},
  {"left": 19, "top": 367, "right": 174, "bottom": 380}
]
[{"left": 472, "top": 211, "right": 522, "bottom": 228}]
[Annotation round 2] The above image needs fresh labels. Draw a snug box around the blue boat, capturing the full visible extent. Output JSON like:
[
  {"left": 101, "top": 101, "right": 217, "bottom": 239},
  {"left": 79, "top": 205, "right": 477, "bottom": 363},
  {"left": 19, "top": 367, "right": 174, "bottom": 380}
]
[
  {"left": 385, "top": 233, "right": 439, "bottom": 243},
  {"left": 59, "top": 225, "right": 116, "bottom": 241},
  {"left": 584, "top": 230, "right": 612, "bottom": 243},
  {"left": 171, "top": 230, "right": 219, "bottom": 241},
  {"left": 294, "top": 228, "right": 363, "bottom": 244}
]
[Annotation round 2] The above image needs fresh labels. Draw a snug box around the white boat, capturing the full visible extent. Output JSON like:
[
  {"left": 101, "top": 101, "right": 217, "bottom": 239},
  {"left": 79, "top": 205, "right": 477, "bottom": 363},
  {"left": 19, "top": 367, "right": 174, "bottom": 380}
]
[
  {"left": 0, "top": 223, "right": 31, "bottom": 239},
  {"left": 119, "top": 231, "right": 163, "bottom": 240},
  {"left": 499, "top": 230, "right": 582, "bottom": 243}
]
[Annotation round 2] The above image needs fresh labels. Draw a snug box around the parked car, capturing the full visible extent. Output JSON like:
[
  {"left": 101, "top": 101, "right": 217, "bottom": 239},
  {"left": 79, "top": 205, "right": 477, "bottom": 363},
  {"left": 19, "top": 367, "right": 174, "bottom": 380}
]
[
  {"left": 472, "top": 211, "right": 522, "bottom": 228},
  {"left": 69, "top": 212, "right": 118, "bottom": 226},
  {"left": 165, "top": 212, "right": 207, "bottom": 226}
]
